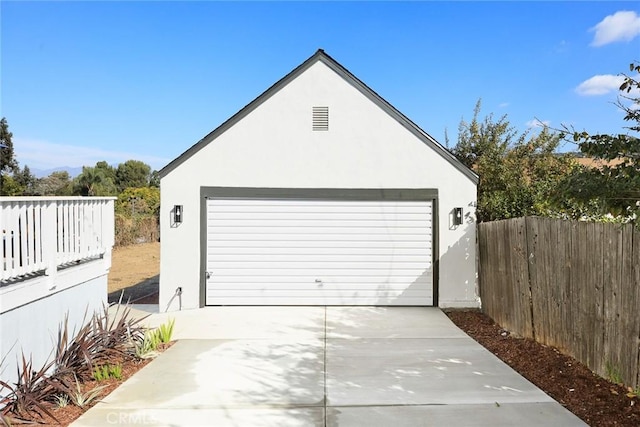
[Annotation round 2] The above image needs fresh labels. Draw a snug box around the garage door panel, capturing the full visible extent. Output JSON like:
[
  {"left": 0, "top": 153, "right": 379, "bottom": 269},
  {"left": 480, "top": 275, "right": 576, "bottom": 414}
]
[
  {"left": 209, "top": 268, "right": 430, "bottom": 277},
  {"left": 207, "top": 226, "right": 430, "bottom": 236},
  {"left": 208, "top": 199, "right": 430, "bottom": 210},
  {"left": 204, "top": 295, "right": 430, "bottom": 306},
  {"left": 208, "top": 262, "right": 429, "bottom": 272},
  {"left": 208, "top": 274, "right": 430, "bottom": 283},
  {"left": 207, "top": 221, "right": 428, "bottom": 230},
  {"left": 208, "top": 240, "right": 431, "bottom": 249},
  {"left": 208, "top": 212, "right": 430, "bottom": 222},
  {"left": 207, "top": 282, "right": 431, "bottom": 291},
  {"left": 207, "top": 254, "right": 430, "bottom": 263},
  {"left": 206, "top": 289, "right": 432, "bottom": 298},
  {"left": 207, "top": 247, "right": 431, "bottom": 256},
  {"left": 209, "top": 233, "right": 431, "bottom": 243},
  {"left": 205, "top": 198, "right": 433, "bottom": 306}
]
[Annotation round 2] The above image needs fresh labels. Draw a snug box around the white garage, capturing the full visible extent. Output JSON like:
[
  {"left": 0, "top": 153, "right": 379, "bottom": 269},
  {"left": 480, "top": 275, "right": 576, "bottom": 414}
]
[{"left": 159, "top": 50, "right": 478, "bottom": 310}]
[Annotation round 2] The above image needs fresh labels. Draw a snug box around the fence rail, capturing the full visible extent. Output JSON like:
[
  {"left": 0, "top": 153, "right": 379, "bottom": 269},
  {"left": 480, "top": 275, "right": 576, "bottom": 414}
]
[
  {"left": 0, "top": 197, "right": 115, "bottom": 283},
  {"left": 479, "top": 217, "right": 640, "bottom": 388}
]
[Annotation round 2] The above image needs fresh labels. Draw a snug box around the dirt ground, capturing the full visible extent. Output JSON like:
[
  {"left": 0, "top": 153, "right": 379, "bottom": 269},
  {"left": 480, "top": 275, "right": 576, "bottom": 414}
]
[
  {"left": 104, "top": 243, "right": 640, "bottom": 426},
  {"left": 108, "top": 242, "right": 160, "bottom": 303}
]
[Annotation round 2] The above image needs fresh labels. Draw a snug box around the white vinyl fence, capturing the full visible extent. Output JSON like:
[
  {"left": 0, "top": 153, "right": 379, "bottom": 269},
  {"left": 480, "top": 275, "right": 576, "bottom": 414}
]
[{"left": 0, "top": 197, "right": 115, "bottom": 283}]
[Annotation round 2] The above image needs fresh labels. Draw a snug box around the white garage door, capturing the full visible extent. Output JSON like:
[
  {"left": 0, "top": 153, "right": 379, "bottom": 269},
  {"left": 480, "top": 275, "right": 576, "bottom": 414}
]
[{"left": 205, "top": 198, "right": 433, "bottom": 306}]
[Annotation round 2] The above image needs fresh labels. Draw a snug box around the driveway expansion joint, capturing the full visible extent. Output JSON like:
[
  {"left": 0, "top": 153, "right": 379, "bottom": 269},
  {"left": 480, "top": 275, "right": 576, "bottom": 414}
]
[{"left": 323, "top": 306, "right": 328, "bottom": 427}]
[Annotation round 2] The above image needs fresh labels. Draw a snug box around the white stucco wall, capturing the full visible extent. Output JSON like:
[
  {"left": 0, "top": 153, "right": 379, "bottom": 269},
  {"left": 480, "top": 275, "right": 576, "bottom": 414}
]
[
  {"left": 0, "top": 269, "right": 107, "bottom": 389},
  {"left": 160, "top": 59, "right": 478, "bottom": 310}
]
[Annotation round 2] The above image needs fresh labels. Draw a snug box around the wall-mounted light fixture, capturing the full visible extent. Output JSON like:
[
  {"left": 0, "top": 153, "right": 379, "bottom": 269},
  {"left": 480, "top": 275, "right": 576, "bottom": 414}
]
[
  {"left": 453, "top": 207, "right": 463, "bottom": 225},
  {"left": 173, "top": 205, "right": 183, "bottom": 224}
]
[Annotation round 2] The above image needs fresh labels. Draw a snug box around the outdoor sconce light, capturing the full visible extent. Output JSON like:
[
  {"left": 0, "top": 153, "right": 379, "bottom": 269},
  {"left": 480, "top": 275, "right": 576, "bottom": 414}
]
[
  {"left": 173, "top": 205, "right": 183, "bottom": 224},
  {"left": 453, "top": 207, "right": 463, "bottom": 225}
]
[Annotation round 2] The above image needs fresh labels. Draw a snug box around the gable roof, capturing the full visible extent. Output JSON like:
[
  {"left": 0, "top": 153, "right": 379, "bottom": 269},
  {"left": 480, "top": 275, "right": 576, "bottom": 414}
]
[{"left": 159, "top": 49, "right": 478, "bottom": 183}]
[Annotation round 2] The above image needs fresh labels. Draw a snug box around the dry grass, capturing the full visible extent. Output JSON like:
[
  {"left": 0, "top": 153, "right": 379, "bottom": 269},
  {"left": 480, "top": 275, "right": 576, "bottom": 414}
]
[
  {"left": 108, "top": 242, "right": 159, "bottom": 294},
  {"left": 114, "top": 216, "right": 159, "bottom": 247}
]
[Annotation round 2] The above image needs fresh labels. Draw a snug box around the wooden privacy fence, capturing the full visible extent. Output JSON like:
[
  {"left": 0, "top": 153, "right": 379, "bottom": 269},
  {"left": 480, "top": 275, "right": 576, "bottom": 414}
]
[{"left": 479, "top": 217, "right": 640, "bottom": 388}]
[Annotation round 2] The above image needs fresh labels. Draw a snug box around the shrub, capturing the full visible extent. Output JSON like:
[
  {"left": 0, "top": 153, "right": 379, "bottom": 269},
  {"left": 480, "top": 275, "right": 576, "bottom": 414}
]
[
  {"left": 55, "top": 374, "right": 106, "bottom": 408},
  {"left": 54, "top": 304, "right": 147, "bottom": 382},
  {"left": 0, "top": 354, "right": 58, "bottom": 423},
  {"left": 114, "top": 214, "right": 159, "bottom": 246},
  {"left": 92, "top": 364, "right": 123, "bottom": 381},
  {"left": 133, "top": 330, "right": 161, "bottom": 360},
  {"left": 156, "top": 318, "right": 175, "bottom": 344}
]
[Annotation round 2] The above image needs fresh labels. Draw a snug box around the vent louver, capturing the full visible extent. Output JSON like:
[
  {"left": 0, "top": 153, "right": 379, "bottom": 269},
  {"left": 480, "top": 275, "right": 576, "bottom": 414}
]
[{"left": 312, "top": 106, "right": 329, "bottom": 131}]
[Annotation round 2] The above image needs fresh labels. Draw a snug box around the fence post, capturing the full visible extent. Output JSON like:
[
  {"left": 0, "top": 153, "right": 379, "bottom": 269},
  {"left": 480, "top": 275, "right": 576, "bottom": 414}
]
[
  {"left": 524, "top": 216, "right": 536, "bottom": 341},
  {"left": 42, "top": 200, "right": 58, "bottom": 290},
  {"left": 102, "top": 199, "right": 114, "bottom": 270}
]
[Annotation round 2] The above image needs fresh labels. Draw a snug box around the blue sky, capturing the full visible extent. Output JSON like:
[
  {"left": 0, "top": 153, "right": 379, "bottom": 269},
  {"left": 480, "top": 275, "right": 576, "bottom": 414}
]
[{"left": 2, "top": 1, "right": 639, "bottom": 174}]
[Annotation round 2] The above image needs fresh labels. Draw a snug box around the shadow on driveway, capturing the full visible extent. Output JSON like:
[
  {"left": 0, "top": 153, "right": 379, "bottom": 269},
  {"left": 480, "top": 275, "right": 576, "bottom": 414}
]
[{"left": 108, "top": 275, "right": 159, "bottom": 304}]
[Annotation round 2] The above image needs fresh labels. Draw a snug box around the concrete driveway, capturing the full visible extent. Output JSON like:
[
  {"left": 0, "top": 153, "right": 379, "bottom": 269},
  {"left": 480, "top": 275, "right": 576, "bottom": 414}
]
[{"left": 72, "top": 307, "right": 586, "bottom": 426}]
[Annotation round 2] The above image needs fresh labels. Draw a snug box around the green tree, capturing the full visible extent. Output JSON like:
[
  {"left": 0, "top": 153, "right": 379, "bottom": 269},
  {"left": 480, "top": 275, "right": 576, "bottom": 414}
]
[
  {"left": 0, "top": 117, "right": 19, "bottom": 195},
  {"left": 14, "top": 165, "right": 37, "bottom": 195},
  {"left": 557, "top": 63, "right": 640, "bottom": 219},
  {"left": 504, "top": 128, "right": 578, "bottom": 217},
  {"left": 116, "top": 160, "right": 151, "bottom": 191},
  {"left": 449, "top": 100, "right": 518, "bottom": 171},
  {"left": 95, "top": 160, "right": 117, "bottom": 184},
  {"left": 149, "top": 170, "right": 160, "bottom": 188},
  {"left": 74, "top": 166, "right": 117, "bottom": 196},
  {"left": 1, "top": 175, "right": 23, "bottom": 196},
  {"left": 36, "top": 171, "right": 74, "bottom": 196},
  {"left": 451, "top": 100, "right": 575, "bottom": 222},
  {"left": 115, "top": 186, "right": 160, "bottom": 217}
]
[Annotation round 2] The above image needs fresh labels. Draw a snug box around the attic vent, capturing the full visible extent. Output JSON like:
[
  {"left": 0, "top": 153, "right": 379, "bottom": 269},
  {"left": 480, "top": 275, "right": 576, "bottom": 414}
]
[{"left": 312, "top": 106, "right": 329, "bottom": 131}]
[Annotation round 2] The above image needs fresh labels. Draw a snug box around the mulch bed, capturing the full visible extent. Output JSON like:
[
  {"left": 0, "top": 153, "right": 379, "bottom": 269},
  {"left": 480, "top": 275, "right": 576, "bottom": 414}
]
[
  {"left": 35, "top": 342, "right": 174, "bottom": 427},
  {"left": 445, "top": 309, "right": 640, "bottom": 427},
  {"left": 39, "top": 358, "right": 155, "bottom": 427}
]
